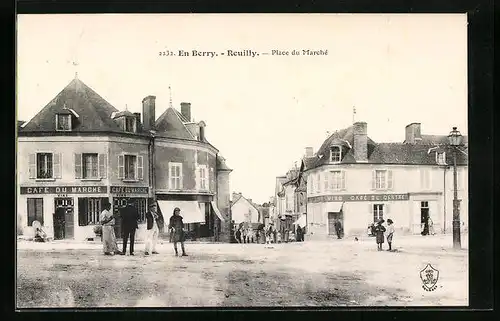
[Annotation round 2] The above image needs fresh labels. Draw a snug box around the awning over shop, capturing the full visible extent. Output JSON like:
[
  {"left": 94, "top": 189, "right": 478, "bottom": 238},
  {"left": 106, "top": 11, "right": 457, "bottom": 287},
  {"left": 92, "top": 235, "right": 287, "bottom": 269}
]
[
  {"left": 157, "top": 200, "right": 205, "bottom": 224},
  {"left": 210, "top": 201, "right": 225, "bottom": 222},
  {"left": 327, "top": 202, "right": 344, "bottom": 213},
  {"left": 293, "top": 214, "right": 306, "bottom": 226}
]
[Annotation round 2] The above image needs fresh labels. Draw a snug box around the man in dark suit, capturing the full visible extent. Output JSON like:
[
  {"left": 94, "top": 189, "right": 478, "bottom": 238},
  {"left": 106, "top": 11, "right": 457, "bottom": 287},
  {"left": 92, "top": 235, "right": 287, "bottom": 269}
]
[{"left": 120, "top": 199, "right": 140, "bottom": 256}]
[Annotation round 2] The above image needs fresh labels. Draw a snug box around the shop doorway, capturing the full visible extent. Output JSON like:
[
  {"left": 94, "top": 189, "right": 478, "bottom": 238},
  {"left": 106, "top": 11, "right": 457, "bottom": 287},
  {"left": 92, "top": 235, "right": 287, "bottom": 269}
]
[
  {"left": 53, "top": 198, "right": 74, "bottom": 240},
  {"left": 112, "top": 197, "right": 148, "bottom": 238},
  {"left": 328, "top": 211, "right": 344, "bottom": 238},
  {"left": 421, "top": 201, "right": 430, "bottom": 235}
]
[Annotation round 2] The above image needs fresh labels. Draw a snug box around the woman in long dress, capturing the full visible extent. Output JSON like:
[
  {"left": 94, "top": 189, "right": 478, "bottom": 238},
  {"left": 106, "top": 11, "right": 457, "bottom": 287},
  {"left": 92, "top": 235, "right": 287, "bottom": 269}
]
[
  {"left": 374, "top": 219, "right": 386, "bottom": 251},
  {"left": 99, "top": 201, "right": 120, "bottom": 255}
]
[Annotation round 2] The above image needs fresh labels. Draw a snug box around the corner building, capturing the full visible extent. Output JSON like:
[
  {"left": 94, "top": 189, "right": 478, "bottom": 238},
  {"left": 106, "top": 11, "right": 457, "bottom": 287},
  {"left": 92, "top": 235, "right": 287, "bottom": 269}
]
[
  {"left": 300, "top": 122, "right": 468, "bottom": 239},
  {"left": 17, "top": 77, "right": 232, "bottom": 242}
]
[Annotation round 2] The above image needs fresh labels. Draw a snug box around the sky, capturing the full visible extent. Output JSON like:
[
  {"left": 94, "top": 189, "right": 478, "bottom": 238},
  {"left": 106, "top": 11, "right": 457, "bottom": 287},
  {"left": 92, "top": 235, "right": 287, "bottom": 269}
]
[{"left": 17, "top": 14, "right": 468, "bottom": 205}]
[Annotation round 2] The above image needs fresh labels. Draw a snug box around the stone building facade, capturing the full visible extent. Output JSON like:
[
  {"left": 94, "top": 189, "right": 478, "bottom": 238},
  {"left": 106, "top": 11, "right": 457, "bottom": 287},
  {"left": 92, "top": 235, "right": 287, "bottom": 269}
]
[{"left": 17, "top": 76, "right": 232, "bottom": 242}]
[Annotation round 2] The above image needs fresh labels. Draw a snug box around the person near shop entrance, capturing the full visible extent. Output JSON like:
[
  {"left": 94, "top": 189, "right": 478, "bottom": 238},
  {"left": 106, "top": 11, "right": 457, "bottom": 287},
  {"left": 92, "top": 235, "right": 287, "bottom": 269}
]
[
  {"left": 296, "top": 225, "right": 303, "bottom": 242},
  {"left": 334, "top": 219, "right": 343, "bottom": 239},
  {"left": 99, "top": 201, "right": 121, "bottom": 255},
  {"left": 120, "top": 199, "right": 140, "bottom": 256},
  {"left": 145, "top": 202, "right": 164, "bottom": 255},
  {"left": 169, "top": 207, "right": 187, "bottom": 256},
  {"left": 386, "top": 219, "right": 395, "bottom": 251},
  {"left": 374, "top": 219, "right": 386, "bottom": 251}
]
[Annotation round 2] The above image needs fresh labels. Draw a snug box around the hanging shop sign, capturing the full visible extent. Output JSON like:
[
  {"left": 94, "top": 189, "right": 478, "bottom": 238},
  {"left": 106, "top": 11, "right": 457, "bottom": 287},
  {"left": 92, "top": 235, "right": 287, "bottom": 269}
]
[
  {"left": 20, "top": 186, "right": 108, "bottom": 195},
  {"left": 308, "top": 193, "right": 410, "bottom": 203}
]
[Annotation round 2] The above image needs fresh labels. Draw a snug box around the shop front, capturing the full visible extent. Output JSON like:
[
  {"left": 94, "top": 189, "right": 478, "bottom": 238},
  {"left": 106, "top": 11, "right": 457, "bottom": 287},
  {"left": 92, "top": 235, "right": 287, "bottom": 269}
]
[
  {"left": 110, "top": 186, "right": 149, "bottom": 240},
  {"left": 307, "top": 193, "right": 412, "bottom": 238},
  {"left": 19, "top": 185, "right": 108, "bottom": 241},
  {"left": 156, "top": 193, "right": 225, "bottom": 241}
]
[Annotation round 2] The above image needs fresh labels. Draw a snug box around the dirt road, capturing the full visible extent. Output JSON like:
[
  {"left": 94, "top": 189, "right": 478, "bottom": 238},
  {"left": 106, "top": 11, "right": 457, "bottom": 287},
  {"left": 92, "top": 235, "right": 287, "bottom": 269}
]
[{"left": 16, "top": 236, "right": 468, "bottom": 308}]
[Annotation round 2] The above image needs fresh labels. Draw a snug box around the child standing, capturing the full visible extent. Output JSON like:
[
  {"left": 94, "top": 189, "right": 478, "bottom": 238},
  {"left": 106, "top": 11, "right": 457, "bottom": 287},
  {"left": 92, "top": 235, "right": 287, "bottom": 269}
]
[
  {"left": 374, "top": 219, "right": 386, "bottom": 251},
  {"left": 386, "top": 219, "right": 395, "bottom": 251}
]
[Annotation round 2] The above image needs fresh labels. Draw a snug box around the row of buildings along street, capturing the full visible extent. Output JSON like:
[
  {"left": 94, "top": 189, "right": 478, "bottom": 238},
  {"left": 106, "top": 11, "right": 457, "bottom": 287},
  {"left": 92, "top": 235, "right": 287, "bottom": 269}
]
[
  {"left": 16, "top": 75, "right": 469, "bottom": 245},
  {"left": 270, "top": 121, "right": 468, "bottom": 241}
]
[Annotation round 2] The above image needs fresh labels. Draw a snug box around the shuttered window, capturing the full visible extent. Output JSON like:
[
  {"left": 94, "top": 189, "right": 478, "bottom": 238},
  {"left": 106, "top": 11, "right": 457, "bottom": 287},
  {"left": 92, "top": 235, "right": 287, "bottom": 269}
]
[
  {"left": 27, "top": 198, "right": 44, "bottom": 226},
  {"left": 372, "top": 170, "right": 393, "bottom": 190},
  {"left": 118, "top": 154, "right": 143, "bottom": 180},
  {"left": 169, "top": 162, "right": 183, "bottom": 189},
  {"left": 29, "top": 153, "right": 61, "bottom": 179}
]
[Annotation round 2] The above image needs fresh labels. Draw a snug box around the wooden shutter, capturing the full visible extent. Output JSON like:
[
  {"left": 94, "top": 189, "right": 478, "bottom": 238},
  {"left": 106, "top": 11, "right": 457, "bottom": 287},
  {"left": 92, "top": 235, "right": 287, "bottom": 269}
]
[
  {"left": 371, "top": 170, "right": 376, "bottom": 190},
  {"left": 53, "top": 153, "right": 62, "bottom": 179},
  {"left": 385, "top": 204, "right": 390, "bottom": 219},
  {"left": 341, "top": 171, "right": 346, "bottom": 190},
  {"left": 118, "top": 155, "right": 124, "bottom": 179},
  {"left": 387, "top": 170, "right": 393, "bottom": 190},
  {"left": 195, "top": 165, "right": 200, "bottom": 190},
  {"left": 137, "top": 155, "right": 144, "bottom": 180},
  {"left": 98, "top": 154, "right": 107, "bottom": 178},
  {"left": 36, "top": 198, "right": 44, "bottom": 225},
  {"left": 74, "top": 153, "right": 82, "bottom": 179},
  {"left": 28, "top": 154, "right": 36, "bottom": 179},
  {"left": 27, "top": 198, "right": 35, "bottom": 226}
]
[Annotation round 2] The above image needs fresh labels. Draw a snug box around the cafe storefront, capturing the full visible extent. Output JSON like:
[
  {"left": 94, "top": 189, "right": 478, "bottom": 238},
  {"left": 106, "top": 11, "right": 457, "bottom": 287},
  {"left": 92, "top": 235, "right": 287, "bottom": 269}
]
[
  {"left": 110, "top": 186, "right": 149, "bottom": 240},
  {"left": 19, "top": 185, "right": 109, "bottom": 241},
  {"left": 307, "top": 193, "right": 414, "bottom": 238}
]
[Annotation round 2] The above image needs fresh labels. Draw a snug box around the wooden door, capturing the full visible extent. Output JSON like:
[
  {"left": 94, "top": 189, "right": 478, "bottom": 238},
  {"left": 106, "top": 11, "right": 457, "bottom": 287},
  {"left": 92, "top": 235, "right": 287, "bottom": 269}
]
[
  {"left": 64, "top": 208, "right": 74, "bottom": 239},
  {"left": 54, "top": 198, "right": 74, "bottom": 239},
  {"left": 328, "top": 213, "right": 336, "bottom": 235}
]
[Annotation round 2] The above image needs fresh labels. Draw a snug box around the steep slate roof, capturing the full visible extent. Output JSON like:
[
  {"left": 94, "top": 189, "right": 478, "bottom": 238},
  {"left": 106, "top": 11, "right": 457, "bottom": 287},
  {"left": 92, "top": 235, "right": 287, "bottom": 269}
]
[
  {"left": 20, "top": 78, "right": 126, "bottom": 133},
  {"left": 302, "top": 126, "right": 468, "bottom": 171},
  {"left": 155, "top": 107, "right": 195, "bottom": 139},
  {"left": 217, "top": 155, "right": 232, "bottom": 171}
]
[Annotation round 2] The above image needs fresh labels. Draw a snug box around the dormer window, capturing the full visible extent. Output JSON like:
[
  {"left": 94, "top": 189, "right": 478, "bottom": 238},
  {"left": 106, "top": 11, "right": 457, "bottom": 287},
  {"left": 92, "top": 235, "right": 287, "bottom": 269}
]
[
  {"left": 330, "top": 146, "right": 342, "bottom": 163},
  {"left": 56, "top": 114, "right": 72, "bottom": 131},
  {"left": 125, "top": 117, "right": 136, "bottom": 133},
  {"left": 436, "top": 151, "right": 446, "bottom": 165}
]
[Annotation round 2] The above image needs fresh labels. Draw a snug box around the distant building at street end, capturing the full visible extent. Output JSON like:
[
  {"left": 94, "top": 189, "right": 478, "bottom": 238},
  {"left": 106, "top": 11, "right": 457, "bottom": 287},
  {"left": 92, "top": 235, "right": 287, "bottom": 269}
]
[
  {"left": 297, "top": 121, "right": 468, "bottom": 240},
  {"left": 17, "top": 76, "right": 232, "bottom": 243},
  {"left": 230, "top": 192, "right": 262, "bottom": 227}
]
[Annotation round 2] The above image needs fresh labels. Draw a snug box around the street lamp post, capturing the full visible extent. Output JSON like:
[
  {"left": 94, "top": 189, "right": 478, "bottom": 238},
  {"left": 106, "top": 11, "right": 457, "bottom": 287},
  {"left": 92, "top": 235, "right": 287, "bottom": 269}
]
[{"left": 448, "top": 127, "right": 463, "bottom": 249}]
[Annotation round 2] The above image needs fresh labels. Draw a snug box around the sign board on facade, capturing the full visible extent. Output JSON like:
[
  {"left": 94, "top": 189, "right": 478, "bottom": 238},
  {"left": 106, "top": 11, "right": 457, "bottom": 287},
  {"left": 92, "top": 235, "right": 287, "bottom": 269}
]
[
  {"left": 308, "top": 193, "right": 410, "bottom": 203},
  {"left": 20, "top": 186, "right": 108, "bottom": 195},
  {"left": 110, "top": 186, "right": 149, "bottom": 194}
]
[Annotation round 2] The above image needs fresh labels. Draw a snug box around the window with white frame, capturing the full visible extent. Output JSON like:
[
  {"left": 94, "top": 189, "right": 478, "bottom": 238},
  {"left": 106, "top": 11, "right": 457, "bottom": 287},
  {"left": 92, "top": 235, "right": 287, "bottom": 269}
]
[
  {"left": 56, "top": 114, "right": 71, "bottom": 131},
  {"left": 420, "top": 168, "right": 431, "bottom": 190},
  {"left": 373, "top": 204, "right": 384, "bottom": 223},
  {"left": 83, "top": 153, "right": 98, "bottom": 179},
  {"left": 37, "top": 153, "right": 53, "bottom": 179},
  {"left": 198, "top": 165, "right": 209, "bottom": 190},
  {"left": 118, "top": 154, "right": 143, "bottom": 181},
  {"left": 436, "top": 151, "right": 446, "bottom": 165},
  {"left": 169, "top": 162, "right": 183, "bottom": 189},
  {"left": 329, "top": 170, "right": 346, "bottom": 191},
  {"left": 28, "top": 152, "right": 62, "bottom": 180},
  {"left": 330, "top": 146, "right": 341, "bottom": 163},
  {"left": 372, "top": 169, "right": 393, "bottom": 190}
]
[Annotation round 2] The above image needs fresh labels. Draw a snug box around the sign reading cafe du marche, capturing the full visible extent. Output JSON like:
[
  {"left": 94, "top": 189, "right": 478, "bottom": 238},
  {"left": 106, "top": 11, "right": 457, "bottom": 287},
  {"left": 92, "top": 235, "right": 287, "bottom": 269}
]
[
  {"left": 20, "top": 186, "right": 149, "bottom": 195},
  {"left": 20, "top": 186, "right": 108, "bottom": 195},
  {"left": 308, "top": 193, "right": 410, "bottom": 203}
]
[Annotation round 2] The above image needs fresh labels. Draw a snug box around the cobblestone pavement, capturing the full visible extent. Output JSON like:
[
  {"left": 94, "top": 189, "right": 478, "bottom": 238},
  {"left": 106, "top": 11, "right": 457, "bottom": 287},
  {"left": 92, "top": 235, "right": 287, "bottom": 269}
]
[{"left": 16, "top": 233, "right": 468, "bottom": 308}]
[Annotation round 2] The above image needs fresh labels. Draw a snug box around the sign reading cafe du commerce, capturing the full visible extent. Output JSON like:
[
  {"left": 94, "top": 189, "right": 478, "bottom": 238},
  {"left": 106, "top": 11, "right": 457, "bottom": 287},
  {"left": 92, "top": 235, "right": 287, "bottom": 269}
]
[{"left": 308, "top": 193, "right": 410, "bottom": 203}]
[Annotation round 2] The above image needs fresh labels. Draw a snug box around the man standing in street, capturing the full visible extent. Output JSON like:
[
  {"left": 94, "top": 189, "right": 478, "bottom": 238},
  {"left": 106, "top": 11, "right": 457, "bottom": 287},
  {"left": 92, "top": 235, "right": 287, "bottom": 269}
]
[
  {"left": 169, "top": 207, "right": 188, "bottom": 256},
  {"left": 145, "top": 201, "right": 163, "bottom": 255},
  {"left": 121, "top": 199, "right": 140, "bottom": 256},
  {"left": 334, "top": 218, "right": 343, "bottom": 239}
]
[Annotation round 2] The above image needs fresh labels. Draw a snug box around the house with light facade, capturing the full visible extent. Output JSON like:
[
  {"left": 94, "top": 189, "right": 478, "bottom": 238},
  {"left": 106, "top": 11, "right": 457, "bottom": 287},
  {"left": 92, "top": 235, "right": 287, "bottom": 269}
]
[
  {"left": 299, "top": 121, "right": 468, "bottom": 239},
  {"left": 17, "top": 76, "right": 232, "bottom": 242},
  {"left": 230, "top": 192, "right": 261, "bottom": 226}
]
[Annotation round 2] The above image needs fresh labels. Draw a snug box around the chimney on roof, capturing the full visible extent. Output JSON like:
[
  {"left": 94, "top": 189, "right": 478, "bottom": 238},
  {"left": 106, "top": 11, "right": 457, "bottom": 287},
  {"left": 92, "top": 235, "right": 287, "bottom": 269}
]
[
  {"left": 353, "top": 122, "right": 368, "bottom": 162},
  {"left": 133, "top": 112, "right": 141, "bottom": 125},
  {"left": 142, "top": 96, "right": 156, "bottom": 131},
  {"left": 305, "top": 147, "right": 314, "bottom": 158},
  {"left": 405, "top": 123, "right": 422, "bottom": 144},
  {"left": 181, "top": 102, "right": 191, "bottom": 122}
]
